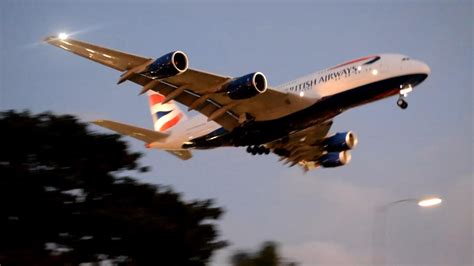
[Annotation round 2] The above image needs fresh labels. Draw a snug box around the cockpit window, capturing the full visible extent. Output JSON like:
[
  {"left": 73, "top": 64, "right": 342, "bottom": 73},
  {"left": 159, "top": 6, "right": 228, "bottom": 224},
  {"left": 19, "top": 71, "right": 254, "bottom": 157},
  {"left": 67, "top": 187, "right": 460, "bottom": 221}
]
[
  {"left": 363, "top": 56, "right": 381, "bottom": 65},
  {"left": 402, "top": 57, "right": 410, "bottom": 61}
]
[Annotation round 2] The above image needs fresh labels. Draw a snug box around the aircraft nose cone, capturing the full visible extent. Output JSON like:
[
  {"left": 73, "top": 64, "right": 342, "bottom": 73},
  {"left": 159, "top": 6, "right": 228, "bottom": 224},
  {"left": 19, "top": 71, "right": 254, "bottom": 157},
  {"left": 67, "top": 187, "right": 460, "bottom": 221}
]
[{"left": 416, "top": 60, "right": 431, "bottom": 75}]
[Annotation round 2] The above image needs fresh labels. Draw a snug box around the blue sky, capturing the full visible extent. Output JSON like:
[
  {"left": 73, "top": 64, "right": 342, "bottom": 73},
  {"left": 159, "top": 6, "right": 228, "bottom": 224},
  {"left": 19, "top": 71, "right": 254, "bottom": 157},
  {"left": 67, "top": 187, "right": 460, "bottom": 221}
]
[{"left": 1, "top": 0, "right": 472, "bottom": 265}]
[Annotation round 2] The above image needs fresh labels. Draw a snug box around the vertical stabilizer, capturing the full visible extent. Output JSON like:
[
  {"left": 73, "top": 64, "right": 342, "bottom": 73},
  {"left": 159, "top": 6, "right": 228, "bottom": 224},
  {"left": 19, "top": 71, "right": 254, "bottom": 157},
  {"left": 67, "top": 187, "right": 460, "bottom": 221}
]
[{"left": 148, "top": 91, "right": 187, "bottom": 132}]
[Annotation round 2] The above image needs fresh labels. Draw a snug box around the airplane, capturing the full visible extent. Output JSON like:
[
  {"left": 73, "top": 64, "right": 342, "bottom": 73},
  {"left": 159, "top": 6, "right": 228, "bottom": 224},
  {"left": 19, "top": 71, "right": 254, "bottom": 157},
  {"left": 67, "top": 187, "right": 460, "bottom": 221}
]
[{"left": 44, "top": 33, "right": 430, "bottom": 171}]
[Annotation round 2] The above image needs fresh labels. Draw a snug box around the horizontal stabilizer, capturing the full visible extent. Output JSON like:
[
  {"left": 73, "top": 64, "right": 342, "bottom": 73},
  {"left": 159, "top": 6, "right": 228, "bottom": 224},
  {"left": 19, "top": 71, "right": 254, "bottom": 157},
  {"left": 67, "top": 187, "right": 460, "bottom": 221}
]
[
  {"left": 166, "top": 150, "right": 193, "bottom": 160},
  {"left": 92, "top": 120, "right": 192, "bottom": 160},
  {"left": 92, "top": 119, "right": 168, "bottom": 143}
]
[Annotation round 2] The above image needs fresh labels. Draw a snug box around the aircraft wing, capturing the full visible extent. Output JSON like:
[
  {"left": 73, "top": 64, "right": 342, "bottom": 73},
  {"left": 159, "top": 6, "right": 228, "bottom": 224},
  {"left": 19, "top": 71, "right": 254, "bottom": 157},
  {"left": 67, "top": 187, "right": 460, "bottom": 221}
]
[
  {"left": 266, "top": 121, "right": 333, "bottom": 171},
  {"left": 43, "top": 36, "right": 152, "bottom": 71},
  {"left": 44, "top": 36, "right": 313, "bottom": 131}
]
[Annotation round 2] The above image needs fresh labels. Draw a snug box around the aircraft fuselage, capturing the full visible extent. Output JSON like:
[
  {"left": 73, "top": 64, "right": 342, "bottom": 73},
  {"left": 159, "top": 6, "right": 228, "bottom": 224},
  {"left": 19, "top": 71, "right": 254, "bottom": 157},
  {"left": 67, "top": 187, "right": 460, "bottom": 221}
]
[{"left": 187, "top": 54, "right": 430, "bottom": 148}]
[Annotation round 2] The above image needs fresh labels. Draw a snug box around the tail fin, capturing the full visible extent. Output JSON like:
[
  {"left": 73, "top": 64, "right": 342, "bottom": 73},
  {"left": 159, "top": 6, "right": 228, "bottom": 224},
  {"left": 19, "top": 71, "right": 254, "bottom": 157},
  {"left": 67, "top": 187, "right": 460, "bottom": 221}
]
[{"left": 148, "top": 91, "right": 187, "bottom": 132}]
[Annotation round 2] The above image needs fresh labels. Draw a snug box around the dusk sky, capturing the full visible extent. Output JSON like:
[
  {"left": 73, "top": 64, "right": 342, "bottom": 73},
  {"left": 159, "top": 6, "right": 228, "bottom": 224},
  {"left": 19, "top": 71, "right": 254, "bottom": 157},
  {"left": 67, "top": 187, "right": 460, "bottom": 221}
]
[{"left": 1, "top": 0, "right": 472, "bottom": 265}]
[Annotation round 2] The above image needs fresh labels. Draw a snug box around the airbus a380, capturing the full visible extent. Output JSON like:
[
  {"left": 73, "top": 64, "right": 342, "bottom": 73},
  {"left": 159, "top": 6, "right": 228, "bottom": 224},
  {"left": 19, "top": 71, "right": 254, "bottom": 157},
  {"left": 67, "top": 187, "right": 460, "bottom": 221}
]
[{"left": 44, "top": 33, "right": 430, "bottom": 171}]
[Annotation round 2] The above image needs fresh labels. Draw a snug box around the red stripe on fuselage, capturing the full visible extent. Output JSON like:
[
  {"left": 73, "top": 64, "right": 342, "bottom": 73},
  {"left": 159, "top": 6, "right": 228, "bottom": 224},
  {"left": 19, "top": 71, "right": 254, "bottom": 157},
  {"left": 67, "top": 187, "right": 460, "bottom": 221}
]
[
  {"left": 329, "top": 56, "right": 377, "bottom": 70},
  {"left": 159, "top": 113, "right": 182, "bottom": 132}
]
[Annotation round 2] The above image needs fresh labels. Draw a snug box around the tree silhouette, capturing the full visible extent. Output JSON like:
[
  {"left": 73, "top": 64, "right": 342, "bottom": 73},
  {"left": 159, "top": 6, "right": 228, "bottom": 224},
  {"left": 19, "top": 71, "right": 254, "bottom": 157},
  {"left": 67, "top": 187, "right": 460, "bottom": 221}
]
[
  {"left": 0, "top": 110, "right": 226, "bottom": 265},
  {"left": 230, "top": 241, "right": 298, "bottom": 266}
]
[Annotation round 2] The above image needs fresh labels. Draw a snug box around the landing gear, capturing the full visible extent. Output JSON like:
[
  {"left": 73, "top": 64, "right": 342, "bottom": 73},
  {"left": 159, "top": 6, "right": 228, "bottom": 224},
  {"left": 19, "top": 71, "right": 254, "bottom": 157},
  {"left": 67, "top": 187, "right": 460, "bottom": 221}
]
[
  {"left": 397, "top": 84, "right": 412, "bottom": 110},
  {"left": 397, "top": 98, "right": 408, "bottom": 109},
  {"left": 246, "top": 145, "right": 270, "bottom": 155}
]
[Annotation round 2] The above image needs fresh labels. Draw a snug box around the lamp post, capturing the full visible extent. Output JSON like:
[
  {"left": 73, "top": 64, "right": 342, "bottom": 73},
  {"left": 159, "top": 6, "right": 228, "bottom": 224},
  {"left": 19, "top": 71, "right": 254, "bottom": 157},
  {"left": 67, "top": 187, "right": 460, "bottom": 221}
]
[{"left": 372, "top": 196, "right": 442, "bottom": 266}]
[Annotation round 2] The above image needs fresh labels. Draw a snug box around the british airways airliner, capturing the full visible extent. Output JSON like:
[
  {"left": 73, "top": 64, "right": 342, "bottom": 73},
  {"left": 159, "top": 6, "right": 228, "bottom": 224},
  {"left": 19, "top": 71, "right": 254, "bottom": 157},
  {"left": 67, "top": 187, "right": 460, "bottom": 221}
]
[{"left": 45, "top": 34, "right": 430, "bottom": 171}]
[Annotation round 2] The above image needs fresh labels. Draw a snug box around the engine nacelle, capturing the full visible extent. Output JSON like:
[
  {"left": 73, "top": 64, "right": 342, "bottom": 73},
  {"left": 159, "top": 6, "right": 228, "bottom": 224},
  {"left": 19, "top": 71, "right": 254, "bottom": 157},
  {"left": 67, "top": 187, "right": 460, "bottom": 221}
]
[
  {"left": 225, "top": 72, "right": 268, "bottom": 100},
  {"left": 323, "top": 131, "right": 358, "bottom": 152},
  {"left": 145, "top": 51, "right": 188, "bottom": 79},
  {"left": 319, "top": 151, "right": 352, "bottom": 168}
]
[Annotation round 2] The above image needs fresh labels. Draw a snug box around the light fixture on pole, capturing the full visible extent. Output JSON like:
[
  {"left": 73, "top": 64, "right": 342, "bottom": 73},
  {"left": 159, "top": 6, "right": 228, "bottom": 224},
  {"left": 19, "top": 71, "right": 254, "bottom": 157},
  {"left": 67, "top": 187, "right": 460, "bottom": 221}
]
[
  {"left": 372, "top": 196, "right": 443, "bottom": 266},
  {"left": 417, "top": 197, "right": 442, "bottom": 207}
]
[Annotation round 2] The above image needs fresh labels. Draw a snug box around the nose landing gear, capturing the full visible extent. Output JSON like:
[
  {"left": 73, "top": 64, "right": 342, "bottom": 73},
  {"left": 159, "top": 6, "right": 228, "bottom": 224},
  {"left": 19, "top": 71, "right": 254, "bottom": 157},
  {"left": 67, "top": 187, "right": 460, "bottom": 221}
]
[
  {"left": 397, "top": 84, "right": 412, "bottom": 110},
  {"left": 397, "top": 98, "right": 408, "bottom": 109},
  {"left": 246, "top": 145, "right": 270, "bottom": 155}
]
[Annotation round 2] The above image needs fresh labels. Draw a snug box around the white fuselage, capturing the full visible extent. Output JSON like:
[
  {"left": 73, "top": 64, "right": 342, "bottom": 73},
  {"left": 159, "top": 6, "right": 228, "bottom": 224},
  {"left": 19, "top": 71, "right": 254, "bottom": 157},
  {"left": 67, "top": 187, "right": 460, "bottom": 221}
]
[
  {"left": 277, "top": 53, "right": 430, "bottom": 108},
  {"left": 153, "top": 53, "right": 430, "bottom": 150}
]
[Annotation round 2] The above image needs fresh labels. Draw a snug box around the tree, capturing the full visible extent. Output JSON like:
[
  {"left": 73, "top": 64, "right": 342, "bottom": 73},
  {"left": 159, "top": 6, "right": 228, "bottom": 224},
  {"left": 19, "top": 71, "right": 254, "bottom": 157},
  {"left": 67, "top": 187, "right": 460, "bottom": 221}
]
[
  {"left": 0, "top": 110, "right": 226, "bottom": 265},
  {"left": 230, "top": 241, "right": 298, "bottom": 266}
]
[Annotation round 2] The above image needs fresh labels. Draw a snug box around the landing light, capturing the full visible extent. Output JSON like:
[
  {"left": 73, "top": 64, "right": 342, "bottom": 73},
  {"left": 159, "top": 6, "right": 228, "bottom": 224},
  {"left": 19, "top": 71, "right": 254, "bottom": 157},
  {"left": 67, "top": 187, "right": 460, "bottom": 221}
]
[
  {"left": 299, "top": 91, "right": 305, "bottom": 97},
  {"left": 371, "top": 69, "right": 378, "bottom": 75},
  {"left": 58, "top": 32, "right": 69, "bottom": 40},
  {"left": 400, "top": 85, "right": 413, "bottom": 96}
]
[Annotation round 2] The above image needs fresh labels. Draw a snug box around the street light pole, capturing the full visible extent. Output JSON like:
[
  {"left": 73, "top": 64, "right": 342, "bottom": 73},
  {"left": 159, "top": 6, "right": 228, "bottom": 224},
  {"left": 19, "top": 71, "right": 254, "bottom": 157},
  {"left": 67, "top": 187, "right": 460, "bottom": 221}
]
[{"left": 372, "top": 197, "right": 442, "bottom": 266}]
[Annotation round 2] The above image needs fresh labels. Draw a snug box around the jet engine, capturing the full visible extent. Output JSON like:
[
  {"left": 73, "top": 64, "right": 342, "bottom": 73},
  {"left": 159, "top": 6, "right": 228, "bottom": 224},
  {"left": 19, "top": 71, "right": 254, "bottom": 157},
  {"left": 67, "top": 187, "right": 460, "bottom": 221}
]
[
  {"left": 225, "top": 72, "right": 268, "bottom": 100},
  {"left": 323, "top": 131, "right": 358, "bottom": 152},
  {"left": 319, "top": 151, "right": 352, "bottom": 168},
  {"left": 145, "top": 51, "right": 188, "bottom": 79}
]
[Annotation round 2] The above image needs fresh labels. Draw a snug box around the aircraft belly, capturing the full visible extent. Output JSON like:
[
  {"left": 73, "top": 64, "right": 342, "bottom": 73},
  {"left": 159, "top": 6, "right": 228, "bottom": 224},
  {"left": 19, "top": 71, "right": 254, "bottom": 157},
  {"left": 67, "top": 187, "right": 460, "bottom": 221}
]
[
  {"left": 226, "top": 74, "right": 427, "bottom": 146},
  {"left": 186, "top": 73, "right": 427, "bottom": 148}
]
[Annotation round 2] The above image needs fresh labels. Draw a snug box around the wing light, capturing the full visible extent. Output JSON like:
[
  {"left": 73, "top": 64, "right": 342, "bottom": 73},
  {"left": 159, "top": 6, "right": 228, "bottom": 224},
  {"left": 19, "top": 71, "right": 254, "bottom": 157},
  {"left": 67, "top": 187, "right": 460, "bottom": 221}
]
[{"left": 58, "top": 32, "right": 69, "bottom": 40}]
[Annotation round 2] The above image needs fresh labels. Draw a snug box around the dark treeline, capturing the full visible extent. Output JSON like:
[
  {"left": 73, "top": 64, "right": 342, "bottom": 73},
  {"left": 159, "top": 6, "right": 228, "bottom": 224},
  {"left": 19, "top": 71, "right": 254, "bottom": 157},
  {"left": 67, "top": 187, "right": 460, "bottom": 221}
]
[
  {"left": 0, "top": 110, "right": 226, "bottom": 265},
  {"left": 230, "top": 242, "right": 298, "bottom": 266}
]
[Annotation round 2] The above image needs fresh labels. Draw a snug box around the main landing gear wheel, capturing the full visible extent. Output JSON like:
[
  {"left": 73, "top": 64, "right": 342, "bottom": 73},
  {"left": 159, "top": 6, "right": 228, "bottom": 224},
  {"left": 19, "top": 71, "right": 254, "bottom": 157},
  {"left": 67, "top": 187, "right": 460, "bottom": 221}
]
[
  {"left": 246, "top": 145, "right": 270, "bottom": 155},
  {"left": 397, "top": 98, "right": 408, "bottom": 109}
]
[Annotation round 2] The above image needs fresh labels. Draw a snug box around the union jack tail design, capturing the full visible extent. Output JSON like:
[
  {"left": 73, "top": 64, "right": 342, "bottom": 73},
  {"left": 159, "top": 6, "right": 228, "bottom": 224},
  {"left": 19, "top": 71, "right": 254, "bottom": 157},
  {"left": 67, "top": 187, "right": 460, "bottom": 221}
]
[{"left": 147, "top": 91, "right": 187, "bottom": 132}]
